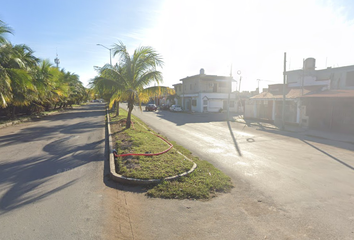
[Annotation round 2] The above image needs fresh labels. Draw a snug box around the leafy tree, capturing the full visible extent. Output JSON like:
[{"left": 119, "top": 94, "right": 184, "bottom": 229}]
[
  {"left": 92, "top": 41, "right": 171, "bottom": 128},
  {"left": 0, "top": 19, "right": 86, "bottom": 118},
  {"left": 0, "top": 43, "right": 36, "bottom": 113},
  {"left": 91, "top": 63, "right": 125, "bottom": 116},
  {"left": 0, "top": 20, "right": 12, "bottom": 44},
  {"left": 113, "top": 41, "right": 165, "bottom": 128},
  {"left": 0, "top": 21, "right": 14, "bottom": 107}
]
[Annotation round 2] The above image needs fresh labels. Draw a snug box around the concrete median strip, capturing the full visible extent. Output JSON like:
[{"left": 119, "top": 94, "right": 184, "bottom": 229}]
[{"left": 107, "top": 109, "right": 197, "bottom": 185}]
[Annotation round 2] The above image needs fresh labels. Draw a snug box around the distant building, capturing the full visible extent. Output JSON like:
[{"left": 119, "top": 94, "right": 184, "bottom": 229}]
[
  {"left": 286, "top": 57, "right": 354, "bottom": 90},
  {"left": 245, "top": 58, "right": 354, "bottom": 133},
  {"left": 173, "top": 69, "right": 239, "bottom": 113}
]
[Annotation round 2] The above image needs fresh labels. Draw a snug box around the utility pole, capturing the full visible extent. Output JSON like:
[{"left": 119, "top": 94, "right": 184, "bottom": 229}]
[
  {"left": 282, "top": 52, "right": 287, "bottom": 130},
  {"left": 227, "top": 76, "right": 231, "bottom": 121}
]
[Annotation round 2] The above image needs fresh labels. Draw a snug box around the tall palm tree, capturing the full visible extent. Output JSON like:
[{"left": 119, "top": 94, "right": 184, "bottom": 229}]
[
  {"left": 0, "top": 43, "right": 36, "bottom": 110},
  {"left": 32, "top": 59, "right": 63, "bottom": 111},
  {"left": 112, "top": 41, "right": 165, "bottom": 128},
  {"left": 6, "top": 44, "right": 38, "bottom": 115},
  {"left": 94, "top": 41, "right": 168, "bottom": 128}
]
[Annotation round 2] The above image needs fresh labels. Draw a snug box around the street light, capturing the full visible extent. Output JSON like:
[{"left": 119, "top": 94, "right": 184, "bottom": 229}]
[{"left": 96, "top": 44, "right": 112, "bottom": 65}]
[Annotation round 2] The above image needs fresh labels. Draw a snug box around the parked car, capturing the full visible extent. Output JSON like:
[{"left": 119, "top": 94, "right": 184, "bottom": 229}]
[
  {"left": 170, "top": 105, "right": 182, "bottom": 112},
  {"left": 145, "top": 104, "right": 157, "bottom": 111},
  {"left": 160, "top": 104, "right": 170, "bottom": 110}
]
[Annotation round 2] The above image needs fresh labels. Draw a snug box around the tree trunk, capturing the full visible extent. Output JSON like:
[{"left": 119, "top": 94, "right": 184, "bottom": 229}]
[
  {"left": 126, "top": 100, "right": 134, "bottom": 129},
  {"left": 116, "top": 101, "right": 120, "bottom": 116}
]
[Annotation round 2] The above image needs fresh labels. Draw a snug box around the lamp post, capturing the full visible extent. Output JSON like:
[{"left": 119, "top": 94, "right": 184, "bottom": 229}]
[{"left": 96, "top": 44, "right": 112, "bottom": 65}]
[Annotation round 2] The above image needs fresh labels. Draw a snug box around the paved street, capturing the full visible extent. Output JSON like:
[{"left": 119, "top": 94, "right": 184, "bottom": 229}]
[
  {"left": 1, "top": 103, "right": 354, "bottom": 240},
  {"left": 125, "top": 105, "right": 354, "bottom": 240},
  {"left": 0, "top": 103, "right": 115, "bottom": 240}
]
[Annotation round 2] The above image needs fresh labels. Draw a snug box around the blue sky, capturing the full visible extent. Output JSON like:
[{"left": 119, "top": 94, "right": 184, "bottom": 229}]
[{"left": 2, "top": 0, "right": 354, "bottom": 91}]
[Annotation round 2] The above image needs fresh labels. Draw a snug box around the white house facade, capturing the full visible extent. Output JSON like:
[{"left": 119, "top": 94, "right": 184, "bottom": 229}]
[{"left": 174, "top": 69, "right": 238, "bottom": 113}]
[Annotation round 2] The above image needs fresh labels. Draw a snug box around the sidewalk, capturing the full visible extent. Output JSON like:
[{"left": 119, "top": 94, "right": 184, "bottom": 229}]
[{"left": 233, "top": 116, "right": 354, "bottom": 145}]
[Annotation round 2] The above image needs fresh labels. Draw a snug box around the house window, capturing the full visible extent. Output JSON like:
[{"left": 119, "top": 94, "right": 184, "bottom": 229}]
[
  {"left": 192, "top": 99, "right": 197, "bottom": 106},
  {"left": 203, "top": 100, "right": 208, "bottom": 105},
  {"left": 229, "top": 101, "right": 234, "bottom": 107},
  {"left": 190, "top": 84, "right": 193, "bottom": 90}
]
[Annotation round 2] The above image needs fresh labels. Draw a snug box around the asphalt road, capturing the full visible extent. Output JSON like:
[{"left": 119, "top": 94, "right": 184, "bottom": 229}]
[
  {"left": 2, "top": 103, "right": 354, "bottom": 240},
  {"left": 124, "top": 105, "right": 354, "bottom": 240},
  {"left": 0, "top": 103, "right": 114, "bottom": 240}
]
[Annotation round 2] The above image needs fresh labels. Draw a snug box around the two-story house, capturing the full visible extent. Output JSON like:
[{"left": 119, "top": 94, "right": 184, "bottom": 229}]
[{"left": 174, "top": 69, "right": 237, "bottom": 113}]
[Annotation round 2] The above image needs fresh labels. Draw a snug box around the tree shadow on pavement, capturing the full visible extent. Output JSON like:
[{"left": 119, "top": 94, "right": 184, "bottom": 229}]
[
  {"left": 0, "top": 104, "right": 106, "bottom": 215},
  {"left": 253, "top": 126, "right": 354, "bottom": 153},
  {"left": 0, "top": 137, "right": 105, "bottom": 215},
  {"left": 148, "top": 109, "right": 239, "bottom": 126},
  {"left": 227, "top": 120, "right": 242, "bottom": 157},
  {"left": 302, "top": 140, "right": 354, "bottom": 171}
]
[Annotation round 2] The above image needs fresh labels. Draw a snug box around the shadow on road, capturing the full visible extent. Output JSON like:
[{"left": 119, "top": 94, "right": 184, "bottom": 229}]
[
  {"left": 142, "top": 109, "right": 239, "bottom": 126},
  {"left": 302, "top": 140, "right": 354, "bottom": 171},
  {"left": 253, "top": 126, "right": 354, "bottom": 153},
  {"left": 227, "top": 120, "right": 242, "bottom": 157},
  {"left": 0, "top": 103, "right": 106, "bottom": 215}
]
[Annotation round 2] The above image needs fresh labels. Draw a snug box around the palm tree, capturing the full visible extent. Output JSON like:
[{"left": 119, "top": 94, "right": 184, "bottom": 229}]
[
  {"left": 0, "top": 43, "right": 36, "bottom": 111},
  {"left": 91, "top": 63, "right": 125, "bottom": 116},
  {"left": 32, "top": 59, "right": 63, "bottom": 111},
  {"left": 6, "top": 44, "right": 38, "bottom": 117},
  {"left": 0, "top": 44, "right": 13, "bottom": 108},
  {"left": 0, "top": 20, "right": 12, "bottom": 44},
  {"left": 113, "top": 41, "right": 165, "bottom": 128},
  {"left": 95, "top": 41, "right": 168, "bottom": 128},
  {"left": 0, "top": 20, "right": 13, "bottom": 107},
  {"left": 57, "top": 70, "right": 86, "bottom": 108}
]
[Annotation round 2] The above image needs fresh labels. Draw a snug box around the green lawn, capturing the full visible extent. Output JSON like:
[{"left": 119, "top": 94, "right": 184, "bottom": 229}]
[{"left": 110, "top": 109, "right": 233, "bottom": 200}]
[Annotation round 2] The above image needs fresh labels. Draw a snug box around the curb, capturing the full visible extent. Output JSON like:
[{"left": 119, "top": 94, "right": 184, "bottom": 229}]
[
  {"left": 0, "top": 116, "right": 39, "bottom": 129},
  {"left": 0, "top": 109, "right": 66, "bottom": 129},
  {"left": 107, "top": 109, "right": 197, "bottom": 185}
]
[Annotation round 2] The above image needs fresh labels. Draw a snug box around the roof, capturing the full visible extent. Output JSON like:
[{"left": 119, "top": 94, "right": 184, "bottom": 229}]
[
  {"left": 300, "top": 89, "right": 354, "bottom": 98},
  {"left": 251, "top": 88, "right": 312, "bottom": 99},
  {"left": 180, "top": 74, "right": 236, "bottom": 82},
  {"left": 251, "top": 88, "right": 354, "bottom": 99}
]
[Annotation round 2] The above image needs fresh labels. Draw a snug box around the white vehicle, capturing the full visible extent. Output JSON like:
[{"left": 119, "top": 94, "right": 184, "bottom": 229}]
[{"left": 170, "top": 105, "right": 182, "bottom": 112}]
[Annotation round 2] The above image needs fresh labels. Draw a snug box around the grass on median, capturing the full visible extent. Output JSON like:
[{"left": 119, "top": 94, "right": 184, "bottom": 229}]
[{"left": 110, "top": 108, "right": 233, "bottom": 200}]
